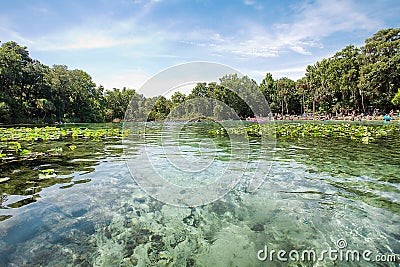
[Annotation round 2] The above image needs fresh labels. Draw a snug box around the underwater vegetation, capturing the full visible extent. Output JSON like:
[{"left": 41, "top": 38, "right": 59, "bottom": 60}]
[{"left": 1, "top": 122, "right": 399, "bottom": 266}]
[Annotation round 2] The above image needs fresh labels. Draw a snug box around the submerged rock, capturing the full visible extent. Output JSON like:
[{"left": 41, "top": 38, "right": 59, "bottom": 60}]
[{"left": 250, "top": 223, "right": 264, "bottom": 232}]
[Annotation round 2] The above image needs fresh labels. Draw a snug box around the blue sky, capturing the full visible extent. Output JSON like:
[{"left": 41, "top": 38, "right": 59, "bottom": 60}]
[{"left": 1, "top": 0, "right": 399, "bottom": 93}]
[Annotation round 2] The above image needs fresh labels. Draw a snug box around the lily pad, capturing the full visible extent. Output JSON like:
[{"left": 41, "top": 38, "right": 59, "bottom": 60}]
[{"left": 39, "top": 169, "right": 57, "bottom": 179}]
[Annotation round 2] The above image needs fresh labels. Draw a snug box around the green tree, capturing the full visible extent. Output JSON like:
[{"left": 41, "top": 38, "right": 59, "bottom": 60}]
[
  {"left": 392, "top": 89, "right": 400, "bottom": 107},
  {"left": 295, "top": 77, "right": 309, "bottom": 114},
  {"left": 329, "top": 45, "right": 361, "bottom": 112},
  {"left": 359, "top": 28, "right": 400, "bottom": 112},
  {"left": 105, "top": 88, "right": 140, "bottom": 121},
  {"left": 171, "top": 92, "right": 186, "bottom": 108},
  {"left": 276, "top": 77, "right": 297, "bottom": 115},
  {"left": 219, "top": 74, "right": 257, "bottom": 118},
  {"left": 46, "top": 65, "right": 71, "bottom": 121},
  {"left": 305, "top": 59, "right": 335, "bottom": 114},
  {"left": 259, "top": 73, "right": 277, "bottom": 112},
  {"left": 0, "top": 41, "right": 34, "bottom": 121}
]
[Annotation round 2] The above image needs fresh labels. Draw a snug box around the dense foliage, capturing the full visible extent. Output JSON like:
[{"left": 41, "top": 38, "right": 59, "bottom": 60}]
[
  {"left": 0, "top": 41, "right": 139, "bottom": 123},
  {"left": 1, "top": 28, "right": 399, "bottom": 123},
  {"left": 298, "top": 28, "right": 400, "bottom": 115},
  {"left": 259, "top": 28, "right": 400, "bottom": 115}
]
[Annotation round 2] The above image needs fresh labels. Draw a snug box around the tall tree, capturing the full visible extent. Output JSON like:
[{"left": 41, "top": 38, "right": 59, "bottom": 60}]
[
  {"left": 359, "top": 28, "right": 400, "bottom": 112},
  {"left": 259, "top": 73, "right": 278, "bottom": 113},
  {"left": 0, "top": 41, "right": 33, "bottom": 121},
  {"left": 276, "top": 77, "right": 296, "bottom": 115},
  {"left": 295, "top": 77, "right": 309, "bottom": 114},
  {"left": 329, "top": 45, "right": 361, "bottom": 112},
  {"left": 219, "top": 74, "right": 257, "bottom": 118},
  {"left": 392, "top": 89, "right": 400, "bottom": 107}
]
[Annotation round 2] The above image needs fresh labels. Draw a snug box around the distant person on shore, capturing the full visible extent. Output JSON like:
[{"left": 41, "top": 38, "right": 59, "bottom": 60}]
[{"left": 384, "top": 113, "right": 392, "bottom": 124}]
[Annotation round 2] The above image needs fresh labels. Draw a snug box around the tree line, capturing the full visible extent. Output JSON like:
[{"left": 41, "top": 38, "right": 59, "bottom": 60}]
[
  {"left": 262, "top": 28, "right": 400, "bottom": 115},
  {"left": 0, "top": 41, "right": 139, "bottom": 123},
  {"left": 1, "top": 28, "right": 399, "bottom": 123}
]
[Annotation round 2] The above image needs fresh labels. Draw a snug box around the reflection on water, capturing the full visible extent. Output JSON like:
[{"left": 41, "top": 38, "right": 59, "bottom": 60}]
[
  {"left": 0, "top": 122, "right": 399, "bottom": 266},
  {"left": 0, "top": 124, "right": 125, "bottom": 213}
]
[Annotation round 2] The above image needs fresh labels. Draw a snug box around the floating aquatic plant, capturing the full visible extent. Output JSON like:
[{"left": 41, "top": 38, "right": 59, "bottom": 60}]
[
  {"left": 0, "top": 126, "right": 130, "bottom": 163},
  {"left": 0, "top": 126, "right": 129, "bottom": 142},
  {"left": 208, "top": 123, "right": 400, "bottom": 144},
  {"left": 39, "top": 169, "right": 56, "bottom": 179}
]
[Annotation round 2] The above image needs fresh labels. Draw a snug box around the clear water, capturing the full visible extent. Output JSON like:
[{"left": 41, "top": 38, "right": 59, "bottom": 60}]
[{"left": 0, "top": 122, "right": 399, "bottom": 266}]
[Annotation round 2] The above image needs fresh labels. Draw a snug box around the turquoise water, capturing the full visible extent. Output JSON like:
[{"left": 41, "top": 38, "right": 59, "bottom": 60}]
[{"left": 0, "top": 122, "right": 399, "bottom": 266}]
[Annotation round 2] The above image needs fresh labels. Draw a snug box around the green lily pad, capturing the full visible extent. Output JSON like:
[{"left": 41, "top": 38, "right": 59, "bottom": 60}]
[{"left": 39, "top": 169, "right": 57, "bottom": 179}]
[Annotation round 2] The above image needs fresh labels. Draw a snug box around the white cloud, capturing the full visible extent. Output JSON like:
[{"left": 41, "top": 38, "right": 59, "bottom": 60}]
[
  {"left": 246, "top": 67, "right": 307, "bottom": 82},
  {"left": 183, "top": 0, "right": 381, "bottom": 58},
  {"left": 4, "top": 0, "right": 380, "bottom": 58},
  {"left": 179, "top": 27, "right": 281, "bottom": 58},
  {"left": 33, "top": 32, "right": 144, "bottom": 51},
  {"left": 1, "top": 0, "right": 385, "bottom": 88},
  {"left": 0, "top": 16, "right": 145, "bottom": 51},
  {"left": 0, "top": 27, "right": 34, "bottom": 47},
  {"left": 273, "top": 0, "right": 381, "bottom": 53},
  {"left": 268, "top": 67, "right": 307, "bottom": 80},
  {"left": 7, "top": 0, "right": 164, "bottom": 52},
  {"left": 243, "top": 0, "right": 255, "bottom": 5},
  {"left": 97, "top": 69, "right": 150, "bottom": 90},
  {"left": 133, "top": 0, "right": 162, "bottom": 4},
  {"left": 243, "top": 0, "right": 263, "bottom": 10}
]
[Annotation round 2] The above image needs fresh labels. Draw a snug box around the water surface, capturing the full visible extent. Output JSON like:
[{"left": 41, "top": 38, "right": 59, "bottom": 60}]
[{"left": 0, "top": 122, "right": 399, "bottom": 266}]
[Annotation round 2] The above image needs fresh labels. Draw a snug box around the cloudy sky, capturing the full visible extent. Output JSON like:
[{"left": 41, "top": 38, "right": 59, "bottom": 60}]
[{"left": 1, "top": 0, "right": 399, "bottom": 93}]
